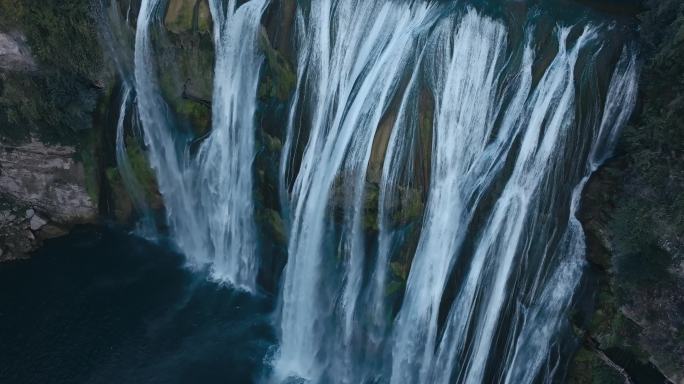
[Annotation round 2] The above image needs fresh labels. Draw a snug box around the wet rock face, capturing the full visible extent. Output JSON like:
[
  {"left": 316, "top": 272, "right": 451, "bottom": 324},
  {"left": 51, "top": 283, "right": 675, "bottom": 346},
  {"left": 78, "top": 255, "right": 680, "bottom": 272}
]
[{"left": 165, "top": 0, "right": 212, "bottom": 34}]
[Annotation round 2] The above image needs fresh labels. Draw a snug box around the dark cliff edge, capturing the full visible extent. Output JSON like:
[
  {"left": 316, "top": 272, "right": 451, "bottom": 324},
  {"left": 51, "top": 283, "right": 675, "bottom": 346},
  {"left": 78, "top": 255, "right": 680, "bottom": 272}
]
[{"left": 569, "top": 1, "right": 684, "bottom": 383}]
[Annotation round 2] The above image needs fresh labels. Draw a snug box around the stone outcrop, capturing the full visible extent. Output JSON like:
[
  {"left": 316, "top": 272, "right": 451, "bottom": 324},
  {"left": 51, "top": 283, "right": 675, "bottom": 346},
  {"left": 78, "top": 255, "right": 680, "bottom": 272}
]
[
  {"left": 0, "top": 139, "right": 97, "bottom": 260},
  {"left": 0, "top": 139, "right": 97, "bottom": 221},
  {"left": 0, "top": 1, "right": 118, "bottom": 260}
]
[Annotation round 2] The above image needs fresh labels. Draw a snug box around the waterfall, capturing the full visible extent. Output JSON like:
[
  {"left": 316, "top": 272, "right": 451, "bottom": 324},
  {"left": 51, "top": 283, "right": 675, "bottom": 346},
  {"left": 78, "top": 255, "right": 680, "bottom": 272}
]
[
  {"left": 500, "top": 47, "right": 639, "bottom": 384},
  {"left": 98, "top": 0, "right": 157, "bottom": 236},
  {"left": 135, "top": 0, "right": 203, "bottom": 262},
  {"left": 274, "top": 1, "right": 441, "bottom": 380},
  {"left": 129, "top": 0, "right": 639, "bottom": 381},
  {"left": 276, "top": 2, "right": 639, "bottom": 383},
  {"left": 430, "top": 25, "right": 597, "bottom": 384},
  {"left": 195, "top": 0, "right": 268, "bottom": 290},
  {"left": 370, "top": 50, "right": 425, "bottom": 368},
  {"left": 390, "top": 13, "right": 514, "bottom": 383},
  {"left": 114, "top": 84, "right": 157, "bottom": 237},
  {"left": 134, "top": 0, "right": 266, "bottom": 291}
]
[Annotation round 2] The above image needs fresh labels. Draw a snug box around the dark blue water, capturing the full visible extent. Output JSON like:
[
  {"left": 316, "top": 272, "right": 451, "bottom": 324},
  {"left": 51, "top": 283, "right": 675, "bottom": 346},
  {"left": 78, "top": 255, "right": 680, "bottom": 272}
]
[{"left": 0, "top": 227, "right": 275, "bottom": 384}]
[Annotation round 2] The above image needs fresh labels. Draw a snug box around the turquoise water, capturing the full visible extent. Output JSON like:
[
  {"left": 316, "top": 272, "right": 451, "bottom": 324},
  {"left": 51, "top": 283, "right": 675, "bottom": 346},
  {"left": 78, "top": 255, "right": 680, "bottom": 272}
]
[{"left": 0, "top": 227, "right": 275, "bottom": 384}]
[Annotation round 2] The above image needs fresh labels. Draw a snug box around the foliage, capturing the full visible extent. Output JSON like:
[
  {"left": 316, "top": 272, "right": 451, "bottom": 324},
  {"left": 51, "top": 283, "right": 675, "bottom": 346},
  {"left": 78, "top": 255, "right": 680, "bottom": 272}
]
[
  {"left": 570, "top": 0, "right": 684, "bottom": 380},
  {"left": 0, "top": 0, "right": 102, "bottom": 78},
  {"left": 609, "top": 0, "right": 684, "bottom": 306},
  {"left": 568, "top": 348, "right": 624, "bottom": 384},
  {"left": 0, "top": 0, "right": 104, "bottom": 146}
]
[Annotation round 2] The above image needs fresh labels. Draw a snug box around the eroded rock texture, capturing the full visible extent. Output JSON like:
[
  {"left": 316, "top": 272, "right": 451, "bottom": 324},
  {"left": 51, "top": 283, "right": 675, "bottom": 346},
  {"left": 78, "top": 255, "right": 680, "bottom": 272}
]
[{"left": 0, "top": 139, "right": 97, "bottom": 260}]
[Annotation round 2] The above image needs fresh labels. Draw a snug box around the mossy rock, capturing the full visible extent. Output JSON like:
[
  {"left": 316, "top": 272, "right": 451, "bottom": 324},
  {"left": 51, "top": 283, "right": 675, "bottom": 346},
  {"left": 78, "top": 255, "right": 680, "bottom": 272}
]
[
  {"left": 262, "top": 132, "right": 283, "bottom": 153},
  {"left": 77, "top": 141, "right": 101, "bottom": 204},
  {"left": 0, "top": 71, "right": 100, "bottom": 146},
  {"left": 258, "top": 28, "right": 296, "bottom": 102},
  {"left": 391, "top": 187, "right": 425, "bottom": 226},
  {"left": 154, "top": 24, "right": 214, "bottom": 139},
  {"left": 177, "top": 99, "right": 211, "bottom": 136},
  {"left": 257, "top": 208, "right": 286, "bottom": 246},
  {"left": 567, "top": 348, "right": 624, "bottom": 384},
  {"left": 165, "top": 0, "right": 212, "bottom": 34},
  {"left": 125, "top": 135, "right": 163, "bottom": 209},
  {"left": 105, "top": 167, "right": 134, "bottom": 223}
]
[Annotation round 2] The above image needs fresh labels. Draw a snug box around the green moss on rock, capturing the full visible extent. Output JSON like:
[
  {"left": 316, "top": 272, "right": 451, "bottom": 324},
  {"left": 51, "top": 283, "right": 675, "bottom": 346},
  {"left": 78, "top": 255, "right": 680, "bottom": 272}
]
[
  {"left": 78, "top": 142, "right": 100, "bottom": 203},
  {"left": 263, "top": 132, "right": 283, "bottom": 153},
  {"left": 177, "top": 99, "right": 211, "bottom": 136},
  {"left": 567, "top": 348, "right": 624, "bottom": 384},
  {"left": 258, "top": 29, "right": 296, "bottom": 102},
  {"left": 105, "top": 166, "right": 134, "bottom": 223},
  {"left": 165, "top": 0, "right": 212, "bottom": 34},
  {"left": 125, "top": 135, "right": 162, "bottom": 208},
  {"left": 257, "top": 208, "right": 286, "bottom": 246},
  {"left": 153, "top": 23, "right": 214, "bottom": 138}
]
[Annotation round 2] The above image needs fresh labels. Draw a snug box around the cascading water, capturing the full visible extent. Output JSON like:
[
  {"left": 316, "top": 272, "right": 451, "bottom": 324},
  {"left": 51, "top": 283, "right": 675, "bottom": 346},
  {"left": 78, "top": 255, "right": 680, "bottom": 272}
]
[
  {"left": 429, "top": 25, "right": 597, "bottom": 384},
  {"left": 274, "top": 1, "right": 441, "bottom": 380},
  {"left": 195, "top": 0, "right": 268, "bottom": 290},
  {"left": 128, "top": 0, "right": 639, "bottom": 382},
  {"left": 275, "top": 2, "right": 639, "bottom": 383},
  {"left": 98, "top": 0, "right": 157, "bottom": 237},
  {"left": 114, "top": 84, "right": 157, "bottom": 237},
  {"left": 500, "top": 47, "right": 639, "bottom": 384},
  {"left": 133, "top": 0, "right": 266, "bottom": 291},
  {"left": 135, "top": 0, "right": 205, "bottom": 260},
  {"left": 391, "top": 13, "right": 530, "bottom": 383}
]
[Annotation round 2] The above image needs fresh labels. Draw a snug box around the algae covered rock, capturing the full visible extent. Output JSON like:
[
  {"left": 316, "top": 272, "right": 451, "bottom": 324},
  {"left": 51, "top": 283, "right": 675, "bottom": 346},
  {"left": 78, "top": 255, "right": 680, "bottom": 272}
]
[{"left": 165, "top": 0, "right": 212, "bottom": 34}]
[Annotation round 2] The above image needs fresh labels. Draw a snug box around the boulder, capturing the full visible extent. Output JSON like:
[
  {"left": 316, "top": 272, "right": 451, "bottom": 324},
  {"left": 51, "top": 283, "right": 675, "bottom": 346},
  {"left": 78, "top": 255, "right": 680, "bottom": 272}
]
[{"left": 29, "top": 214, "right": 47, "bottom": 231}]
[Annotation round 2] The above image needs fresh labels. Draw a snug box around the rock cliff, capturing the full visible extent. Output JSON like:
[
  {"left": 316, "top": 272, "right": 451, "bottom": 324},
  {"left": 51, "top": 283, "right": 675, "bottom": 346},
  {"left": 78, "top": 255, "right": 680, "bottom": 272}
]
[
  {"left": 568, "top": 1, "right": 684, "bottom": 382},
  {"left": 0, "top": 139, "right": 97, "bottom": 260}
]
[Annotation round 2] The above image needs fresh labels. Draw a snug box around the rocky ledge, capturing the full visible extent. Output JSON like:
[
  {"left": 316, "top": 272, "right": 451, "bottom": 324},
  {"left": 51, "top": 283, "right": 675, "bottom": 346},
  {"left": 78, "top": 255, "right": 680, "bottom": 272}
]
[{"left": 0, "top": 139, "right": 97, "bottom": 261}]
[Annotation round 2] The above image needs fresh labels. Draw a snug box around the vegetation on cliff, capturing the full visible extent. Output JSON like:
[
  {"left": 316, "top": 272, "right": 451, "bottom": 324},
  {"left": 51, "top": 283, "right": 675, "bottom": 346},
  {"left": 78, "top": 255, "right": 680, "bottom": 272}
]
[
  {"left": 155, "top": 0, "right": 215, "bottom": 138},
  {"left": 0, "top": 0, "right": 107, "bottom": 258},
  {"left": 570, "top": 1, "right": 684, "bottom": 382},
  {"left": 0, "top": 0, "right": 104, "bottom": 144}
]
